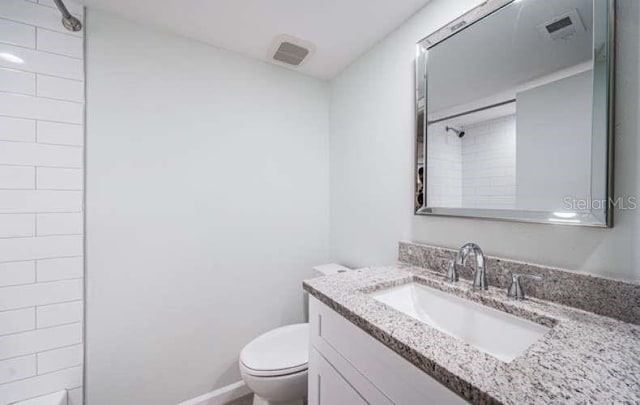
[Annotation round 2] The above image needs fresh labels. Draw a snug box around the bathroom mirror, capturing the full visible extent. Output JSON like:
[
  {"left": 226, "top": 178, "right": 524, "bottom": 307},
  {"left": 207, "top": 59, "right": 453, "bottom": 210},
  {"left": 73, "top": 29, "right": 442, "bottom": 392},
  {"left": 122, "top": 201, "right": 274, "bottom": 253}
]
[{"left": 415, "top": 0, "right": 615, "bottom": 227}]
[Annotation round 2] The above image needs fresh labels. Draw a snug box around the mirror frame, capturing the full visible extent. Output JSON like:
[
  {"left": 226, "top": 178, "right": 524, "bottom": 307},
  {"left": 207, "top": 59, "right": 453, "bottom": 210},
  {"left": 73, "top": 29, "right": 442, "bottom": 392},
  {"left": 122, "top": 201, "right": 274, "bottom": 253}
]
[{"left": 414, "top": 0, "right": 616, "bottom": 227}]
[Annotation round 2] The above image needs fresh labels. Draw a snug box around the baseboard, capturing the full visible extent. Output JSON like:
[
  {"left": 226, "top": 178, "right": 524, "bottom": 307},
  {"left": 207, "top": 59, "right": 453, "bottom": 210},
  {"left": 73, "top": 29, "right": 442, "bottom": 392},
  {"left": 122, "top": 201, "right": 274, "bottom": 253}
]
[{"left": 178, "top": 381, "right": 252, "bottom": 405}]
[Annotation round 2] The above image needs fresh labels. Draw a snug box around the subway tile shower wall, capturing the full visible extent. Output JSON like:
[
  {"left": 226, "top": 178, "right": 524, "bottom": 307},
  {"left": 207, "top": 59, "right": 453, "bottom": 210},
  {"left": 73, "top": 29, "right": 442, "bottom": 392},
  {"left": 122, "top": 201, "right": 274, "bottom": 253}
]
[
  {"left": 461, "top": 115, "right": 516, "bottom": 209},
  {"left": 0, "top": 1, "right": 84, "bottom": 404},
  {"left": 426, "top": 115, "right": 517, "bottom": 209}
]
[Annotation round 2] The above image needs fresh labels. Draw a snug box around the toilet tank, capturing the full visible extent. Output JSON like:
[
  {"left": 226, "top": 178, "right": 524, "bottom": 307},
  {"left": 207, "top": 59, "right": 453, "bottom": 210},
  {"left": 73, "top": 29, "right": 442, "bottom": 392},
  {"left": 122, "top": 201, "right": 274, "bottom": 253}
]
[{"left": 313, "top": 263, "right": 352, "bottom": 277}]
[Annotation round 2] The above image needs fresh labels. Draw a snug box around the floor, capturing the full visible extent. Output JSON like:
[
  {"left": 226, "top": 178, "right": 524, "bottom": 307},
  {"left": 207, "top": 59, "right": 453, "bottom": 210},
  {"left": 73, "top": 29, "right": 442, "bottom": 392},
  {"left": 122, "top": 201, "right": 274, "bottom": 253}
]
[{"left": 225, "top": 394, "right": 254, "bottom": 405}]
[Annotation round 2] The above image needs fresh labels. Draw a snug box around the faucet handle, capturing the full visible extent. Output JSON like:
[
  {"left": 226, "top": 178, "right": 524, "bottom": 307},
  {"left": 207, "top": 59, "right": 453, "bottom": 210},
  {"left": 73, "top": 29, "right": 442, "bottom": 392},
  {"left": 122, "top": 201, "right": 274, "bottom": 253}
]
[
  {"left": 507, "top": 273, "right": 543, "bottom": 300},
  {"left": 446, "top": 259, "right": 459, "bottom": 282}
]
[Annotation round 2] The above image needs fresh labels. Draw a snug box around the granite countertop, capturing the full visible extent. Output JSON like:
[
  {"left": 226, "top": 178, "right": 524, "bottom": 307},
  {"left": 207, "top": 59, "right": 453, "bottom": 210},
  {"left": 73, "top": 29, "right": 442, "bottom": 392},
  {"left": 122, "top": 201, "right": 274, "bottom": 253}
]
[{"left": 303, "top": 265, "right": 640, "bottom": 405}]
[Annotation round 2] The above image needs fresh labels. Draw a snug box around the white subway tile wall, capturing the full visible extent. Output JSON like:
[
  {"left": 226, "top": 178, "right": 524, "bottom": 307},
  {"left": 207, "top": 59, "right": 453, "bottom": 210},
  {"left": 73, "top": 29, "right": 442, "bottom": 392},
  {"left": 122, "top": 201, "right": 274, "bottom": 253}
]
[
  {"left": 36, "top": 75, "right": 84, "bottom": 103},
  {"left": 36, "top": 214, "right": 83, "bottom": 237},
  {"left": 0, "top": 214, "right": 35, "bottom": 238},
  {"left": 0, "top": 166, "right": 35, "bottom": 189},
  {"left": 36, "top": 344, "right": 82, "bottom": 374},
  {"left": 35, "top": 168, "right": 82, "bottom": 190},
  {"left": 425, "top": 116, "right": 516, "bottom": 209},
  {"left": 0, "top": 19, "right": 35, "bottom": 48},
  {"left": 0, "top": 309, "right": 34, "bottom": 336},
  {"left": 0, "top": 261, "right": 36, "bottom": 287},
  {"left": 36, "top": 121, "right": 82, "bottom": 146},
  {"left": 36, "top": 301, "right": 82, "bottom": 329},
  {"left": 426, "top": 122, "right": 463, "bottom": 207},
  {"left": 0, "top": 117, "right": 36, "bottom": 142},
  {"left": 461, "top": 115, "right": 517, "bottom": 209},
  {"left": 0, "top": 355, "right": 36, "bottom": 385},
  {"left": 0, "top": 68, "right": 36, "bottom": 96},
  {"left": 0, "top": 0, "right": 84, "bottom": 403}
]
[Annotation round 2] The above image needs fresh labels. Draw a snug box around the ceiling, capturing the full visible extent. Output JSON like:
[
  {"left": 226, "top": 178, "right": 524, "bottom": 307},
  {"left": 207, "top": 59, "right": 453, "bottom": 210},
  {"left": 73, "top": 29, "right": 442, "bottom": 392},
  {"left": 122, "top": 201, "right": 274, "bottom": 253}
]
[
  {"left": 427, "top": 0, "right": 593, "bottom": 112},
  {"left": 76, "top": 0, "right": 431, "bottom": 79}
]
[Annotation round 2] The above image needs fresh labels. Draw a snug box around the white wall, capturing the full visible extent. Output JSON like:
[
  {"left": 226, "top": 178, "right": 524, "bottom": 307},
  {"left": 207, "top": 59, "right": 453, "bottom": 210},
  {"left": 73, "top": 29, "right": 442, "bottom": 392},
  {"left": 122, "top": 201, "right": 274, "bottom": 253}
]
[
  {"left": 85, "top": 10, "right": 329, "bottom": 405},
  {"left": 516, "top": 71, "right": 593, "bottom": 212},
  {"left": 0, "top": 0, "right": 84, "bottom": 403},
  {"left": 329, "top": 0, "right": 640, "bottom": 282}
]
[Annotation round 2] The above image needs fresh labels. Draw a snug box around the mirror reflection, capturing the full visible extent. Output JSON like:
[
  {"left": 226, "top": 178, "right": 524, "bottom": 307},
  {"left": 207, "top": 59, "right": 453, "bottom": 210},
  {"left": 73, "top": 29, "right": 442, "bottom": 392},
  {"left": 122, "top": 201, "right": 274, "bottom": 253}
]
[{"left": 416, "top": 0, "right": 613, "bottom": 226}]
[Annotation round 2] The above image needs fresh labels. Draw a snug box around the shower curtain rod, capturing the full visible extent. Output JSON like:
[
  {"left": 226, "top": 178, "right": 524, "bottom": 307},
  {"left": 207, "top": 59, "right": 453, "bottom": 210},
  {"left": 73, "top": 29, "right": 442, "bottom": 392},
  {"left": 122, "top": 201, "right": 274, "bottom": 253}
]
[{"left": 427, "top": 99, "right": 516, "bottom": 125}]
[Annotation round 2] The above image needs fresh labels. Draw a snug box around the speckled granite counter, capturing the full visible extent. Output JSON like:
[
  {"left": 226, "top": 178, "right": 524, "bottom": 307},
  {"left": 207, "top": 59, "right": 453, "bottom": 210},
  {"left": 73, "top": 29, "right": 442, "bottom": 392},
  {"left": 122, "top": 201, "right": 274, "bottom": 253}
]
[{"left": 303, "top": 265, "right": 640, "bottom": 404}]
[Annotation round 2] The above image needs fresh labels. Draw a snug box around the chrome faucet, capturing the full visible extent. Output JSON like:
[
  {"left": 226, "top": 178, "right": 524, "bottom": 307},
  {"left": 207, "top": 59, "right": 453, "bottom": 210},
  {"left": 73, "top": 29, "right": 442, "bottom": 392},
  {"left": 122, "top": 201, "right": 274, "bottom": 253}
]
[{"left": 447, "top": 243, "right": 488, "bottom": 290}]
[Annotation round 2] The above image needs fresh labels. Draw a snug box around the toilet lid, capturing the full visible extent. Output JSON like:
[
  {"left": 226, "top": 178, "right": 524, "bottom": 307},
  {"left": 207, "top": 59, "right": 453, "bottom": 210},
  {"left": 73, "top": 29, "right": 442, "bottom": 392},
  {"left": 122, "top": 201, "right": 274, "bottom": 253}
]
[{"left": 240, "top": 323, "right": 309, "bottom": 377}]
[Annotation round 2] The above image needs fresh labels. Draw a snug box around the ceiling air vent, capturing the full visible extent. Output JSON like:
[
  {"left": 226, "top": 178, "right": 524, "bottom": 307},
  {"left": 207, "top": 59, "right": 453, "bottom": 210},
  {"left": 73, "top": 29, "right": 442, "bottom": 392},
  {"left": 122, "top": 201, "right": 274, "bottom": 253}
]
[
  {"left": 537, "top": 9, "right": 586, "bottom": 41},
  {"left": 273, "top": 42, "right": 309, "bottom": 66},
  {"left": 269, "top": 35, "right": 314, "bottom": 68}
]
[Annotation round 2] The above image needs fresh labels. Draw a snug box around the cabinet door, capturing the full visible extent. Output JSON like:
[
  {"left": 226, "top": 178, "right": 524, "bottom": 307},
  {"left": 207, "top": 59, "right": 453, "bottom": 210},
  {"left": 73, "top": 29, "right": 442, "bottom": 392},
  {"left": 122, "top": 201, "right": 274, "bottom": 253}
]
[
  {"left": 309, "top": 297, "right": 468, "bottom": 405},
  {"left": 309, "top": 348, "right": 367, "bottom": 405}
]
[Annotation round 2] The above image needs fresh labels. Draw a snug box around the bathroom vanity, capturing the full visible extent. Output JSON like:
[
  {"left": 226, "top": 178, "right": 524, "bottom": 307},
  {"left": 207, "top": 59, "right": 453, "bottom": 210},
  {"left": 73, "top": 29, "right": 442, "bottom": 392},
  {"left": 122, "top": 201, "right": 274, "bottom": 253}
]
[
  {"left": 307, "top": 296, "right": 467, "bottom": 405},
  {"left": 304, "top": 242, "right": 640, "bottom": 405}
]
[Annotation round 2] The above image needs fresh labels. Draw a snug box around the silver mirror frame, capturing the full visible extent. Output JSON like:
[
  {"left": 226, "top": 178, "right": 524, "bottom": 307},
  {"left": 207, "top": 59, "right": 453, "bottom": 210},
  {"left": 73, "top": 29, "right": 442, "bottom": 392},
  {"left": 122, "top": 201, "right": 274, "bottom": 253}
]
[{"left": 414, "top": 0, "right": 616, "bottom": 227}]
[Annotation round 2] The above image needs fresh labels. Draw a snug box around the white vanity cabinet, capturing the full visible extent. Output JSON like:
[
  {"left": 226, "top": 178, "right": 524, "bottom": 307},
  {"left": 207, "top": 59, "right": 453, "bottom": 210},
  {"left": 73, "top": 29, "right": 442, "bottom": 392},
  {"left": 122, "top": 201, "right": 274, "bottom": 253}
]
[{"left": 308, "top": 296, "right": 468, "bottom": 405}]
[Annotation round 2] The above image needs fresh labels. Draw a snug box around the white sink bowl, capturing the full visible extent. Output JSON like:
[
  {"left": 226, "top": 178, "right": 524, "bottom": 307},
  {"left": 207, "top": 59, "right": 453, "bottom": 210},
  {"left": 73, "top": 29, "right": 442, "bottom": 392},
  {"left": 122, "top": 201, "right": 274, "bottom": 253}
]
[{"left": 371, "top": 282, "right": 550, "bottom": 362}]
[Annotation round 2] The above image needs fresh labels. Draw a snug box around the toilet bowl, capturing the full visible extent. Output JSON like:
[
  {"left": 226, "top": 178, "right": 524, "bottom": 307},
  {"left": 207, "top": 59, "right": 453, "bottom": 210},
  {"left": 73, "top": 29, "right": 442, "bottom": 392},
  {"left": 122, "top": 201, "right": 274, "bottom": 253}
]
[
  {"left": 239, "top": 264, "right": 350, "bottom": 404},
  {"left": 240, "top": 323, "right": 309, "bottom": 405}
]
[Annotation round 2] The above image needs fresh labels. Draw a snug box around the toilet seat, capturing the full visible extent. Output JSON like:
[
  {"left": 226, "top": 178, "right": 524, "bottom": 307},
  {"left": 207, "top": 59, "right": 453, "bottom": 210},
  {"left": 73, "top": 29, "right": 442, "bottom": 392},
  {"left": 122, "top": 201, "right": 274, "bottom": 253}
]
[{"left": 240, "top": 323, "right": 309, "bottom": 377}]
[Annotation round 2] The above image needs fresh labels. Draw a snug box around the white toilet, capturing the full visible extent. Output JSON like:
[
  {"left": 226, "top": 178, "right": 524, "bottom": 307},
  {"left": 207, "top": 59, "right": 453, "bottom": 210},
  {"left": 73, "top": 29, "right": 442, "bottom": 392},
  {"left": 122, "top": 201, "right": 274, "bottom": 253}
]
[
  {"left": 239, "top": 263, "right": 351, "bottom": 405},
  {"left": 240, "top": 323, "right": 309, "bottom": 405}
]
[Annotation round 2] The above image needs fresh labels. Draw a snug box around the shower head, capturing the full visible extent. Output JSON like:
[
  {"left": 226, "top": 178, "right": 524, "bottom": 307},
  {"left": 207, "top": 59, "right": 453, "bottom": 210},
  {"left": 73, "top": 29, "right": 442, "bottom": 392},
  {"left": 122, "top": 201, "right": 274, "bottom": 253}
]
[
  {"left": 62, "top": 15, "right": 83, "bottom": 32},
  {"left": 446, "top": 126, "right": 465, "bottom": 138},
  {"left": 53, "top": 0, "right": 83, "bottom": 32}
]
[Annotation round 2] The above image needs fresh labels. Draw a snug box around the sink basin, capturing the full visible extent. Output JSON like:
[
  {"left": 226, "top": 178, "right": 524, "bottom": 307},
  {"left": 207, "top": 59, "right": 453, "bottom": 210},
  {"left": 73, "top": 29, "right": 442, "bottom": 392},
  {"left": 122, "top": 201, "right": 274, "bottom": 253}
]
[{"left": 371, "top": 282, "right": 550, "bottom": 362}]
